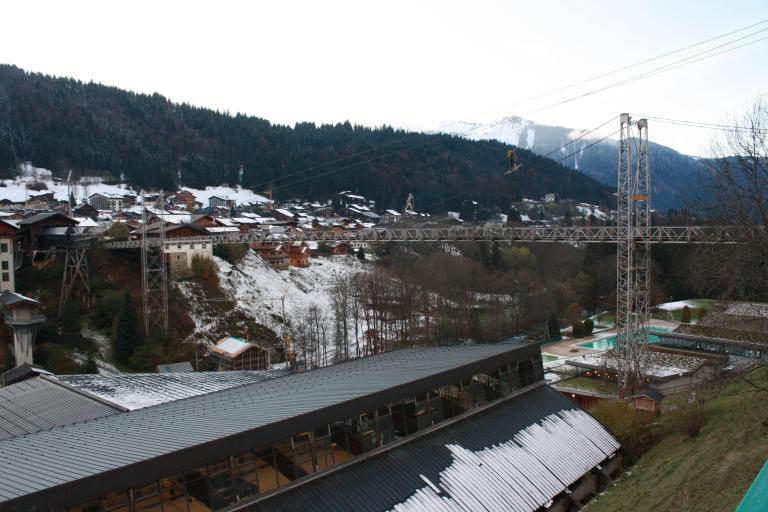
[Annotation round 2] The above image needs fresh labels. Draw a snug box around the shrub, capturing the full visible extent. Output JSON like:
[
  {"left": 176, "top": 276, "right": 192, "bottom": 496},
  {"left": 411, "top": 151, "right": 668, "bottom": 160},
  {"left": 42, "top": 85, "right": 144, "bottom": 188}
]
[
  {"left": 191, "top": 255, "right": 219, "bottom": 288},
  {"left": 591, "top": 400, "right": 660, "bottom": 457},
  {"left": 572, "top": 321, "right": 585, "bottom": 338},
  {"left": 106, "top": 222, "right": 131, "bottom": 241},
  {"left": 213, "top": 243, "right": 248, "bottom": 265},
  {"left": 698, "top": 307, "right": 707, "bottom": 320},
  {"left": 583, "top": 318, "right": 595, "bottom": 335},
  {"left": 681, "top": 305, "right": 691, "bottom": 323}
]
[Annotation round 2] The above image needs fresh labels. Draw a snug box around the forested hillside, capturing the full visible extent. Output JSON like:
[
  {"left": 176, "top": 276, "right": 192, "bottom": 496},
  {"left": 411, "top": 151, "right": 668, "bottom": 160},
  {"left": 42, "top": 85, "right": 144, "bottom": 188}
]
[{"left": 0, "top": 65, "right": 612, "bottom": 211}]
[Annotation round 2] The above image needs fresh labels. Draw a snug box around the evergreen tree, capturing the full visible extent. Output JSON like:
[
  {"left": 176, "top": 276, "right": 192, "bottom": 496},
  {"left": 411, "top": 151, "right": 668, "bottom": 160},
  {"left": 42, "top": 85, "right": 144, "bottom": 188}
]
[
  {"left": 68, "top": 191, "right": 76, "bottom": 208},
  {"left": 572, "top": 321, "right": 585, "bottom": 338},
  {"left": 356, "top": 248, "right": 366, "bottom": 261},
  {"left": 681, "top": 305, "right": 691, "bottom": 323},
  {"left": 60, "top": 300, "right": 80, "bottom": 337},
  {"left": 113, "top": 289, "right": 142, "bottom": 364},
  {"left": 547, "top": 314, "right": 561, "bottom": 341},
  {"left": 1, "top": 342, "right": 14, "bottom": 372},
  {"left": 491, "top": 242, "right": 503, "bottom": 271},
  {"left": 80, "top": 351, "right": 98, "bottom": 374},
  {"left": 507, "top": 206, "right": 521, "bottom": 226},
  {"left": 583, "top": 318, "right": 594, "bottom": 335}
]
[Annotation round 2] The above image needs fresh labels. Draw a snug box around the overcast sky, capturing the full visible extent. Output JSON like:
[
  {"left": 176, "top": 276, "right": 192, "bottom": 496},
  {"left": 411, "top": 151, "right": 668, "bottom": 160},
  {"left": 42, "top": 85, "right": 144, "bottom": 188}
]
[{"left": 1, "top": 0, "right": 766, "bottom": 156}]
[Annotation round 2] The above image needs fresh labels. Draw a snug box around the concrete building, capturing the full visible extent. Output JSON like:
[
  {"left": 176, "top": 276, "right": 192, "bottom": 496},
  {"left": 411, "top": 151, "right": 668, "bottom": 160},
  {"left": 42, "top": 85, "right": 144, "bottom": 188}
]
[
  {"left": 0, "top": 220, "right": 18, "bottom": 292},
  {"left": 88, "top": 192, "right": 126, "bottom": 212}
]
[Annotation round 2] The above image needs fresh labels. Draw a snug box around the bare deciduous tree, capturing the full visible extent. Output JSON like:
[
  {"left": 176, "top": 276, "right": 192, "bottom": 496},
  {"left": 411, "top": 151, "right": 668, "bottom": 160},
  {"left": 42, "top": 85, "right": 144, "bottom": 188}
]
[{"left": 692, "top": 95, "right": 768, "bottom": 300}]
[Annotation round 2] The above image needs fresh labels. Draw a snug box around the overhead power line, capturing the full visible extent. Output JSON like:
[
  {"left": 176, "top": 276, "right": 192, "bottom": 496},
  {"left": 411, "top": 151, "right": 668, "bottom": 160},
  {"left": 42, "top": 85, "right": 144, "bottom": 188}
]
[
  {"left": 556, "top": 130, "right": 620, "bottom": 164},
  {"left": 640, "top": 115, "right": 768, "bottom": 133},
  {"left": 543, "top": 116, "right": 618, "bottom": 158},
  {"left": 265, "top": 21, "right": 768, "bottom": 193}
]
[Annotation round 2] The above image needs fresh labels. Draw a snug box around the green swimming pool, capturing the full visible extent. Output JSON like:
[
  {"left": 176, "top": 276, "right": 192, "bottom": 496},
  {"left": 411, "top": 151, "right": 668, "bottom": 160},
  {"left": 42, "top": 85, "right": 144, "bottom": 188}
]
[{"left": 577, "top": 326, "right": 673, "bottom": 350}]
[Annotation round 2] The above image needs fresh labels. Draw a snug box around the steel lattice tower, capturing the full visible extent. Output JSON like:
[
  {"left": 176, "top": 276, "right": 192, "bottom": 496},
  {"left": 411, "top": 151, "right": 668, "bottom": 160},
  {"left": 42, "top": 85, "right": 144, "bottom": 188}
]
[
  {"left": 616, "top": 114, "right": 651, "bottom": 392},
  {"left": 59, "top": 236, "right": 91, "bottom": 315},
  {"left": 141, "top": 191, "right": 169, "bottom": 335}
]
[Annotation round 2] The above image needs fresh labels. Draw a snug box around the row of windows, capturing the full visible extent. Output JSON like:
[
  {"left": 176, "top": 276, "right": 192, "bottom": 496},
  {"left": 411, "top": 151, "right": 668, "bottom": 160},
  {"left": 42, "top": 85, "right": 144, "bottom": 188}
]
[
  {"left": 174, "top": 244, "right": 207, "bottom": 250},
  {"left": 62, "top": 356, "right": 542, "bottom": 512}
]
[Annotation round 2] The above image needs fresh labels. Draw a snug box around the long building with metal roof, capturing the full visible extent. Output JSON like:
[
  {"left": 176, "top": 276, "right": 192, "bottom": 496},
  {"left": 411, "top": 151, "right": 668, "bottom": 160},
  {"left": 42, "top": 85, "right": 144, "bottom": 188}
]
[
  {"left": 56, "top": 369, "right": 291, "bottom": 410},
  {"left": 241, "top": 383, "right": 620, "bottom": 512},
  {"left": 0, "top": 375, "right": 123, "bottom": 441},
  {"left": 0, "top": 343, "right": 619, "bottom": 512}
]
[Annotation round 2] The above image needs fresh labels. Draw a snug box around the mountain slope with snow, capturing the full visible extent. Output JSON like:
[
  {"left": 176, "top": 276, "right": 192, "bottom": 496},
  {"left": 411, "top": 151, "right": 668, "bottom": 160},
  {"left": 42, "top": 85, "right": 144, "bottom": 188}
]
[{"left": 441, "top": 117, "right": 710, "bottom": 210}]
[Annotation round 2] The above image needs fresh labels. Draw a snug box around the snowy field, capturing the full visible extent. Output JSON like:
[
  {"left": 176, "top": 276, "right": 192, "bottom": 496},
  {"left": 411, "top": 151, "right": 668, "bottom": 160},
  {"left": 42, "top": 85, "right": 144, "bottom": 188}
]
[{"left": 179, "top": 251, "right": 367, "bottom": 359}]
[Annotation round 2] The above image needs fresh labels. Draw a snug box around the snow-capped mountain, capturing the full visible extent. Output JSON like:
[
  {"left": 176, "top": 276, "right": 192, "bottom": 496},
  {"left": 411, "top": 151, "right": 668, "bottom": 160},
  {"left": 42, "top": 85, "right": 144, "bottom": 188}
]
[{"left": 439, "top": 117, "right": 709, "bottom": 211}]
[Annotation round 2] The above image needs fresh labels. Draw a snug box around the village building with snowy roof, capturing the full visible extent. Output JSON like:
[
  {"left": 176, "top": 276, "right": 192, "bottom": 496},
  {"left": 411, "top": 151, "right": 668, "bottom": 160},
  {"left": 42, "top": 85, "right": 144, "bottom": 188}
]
[{"left": 209, "top": 336, "right": 272, "bottom": 371}]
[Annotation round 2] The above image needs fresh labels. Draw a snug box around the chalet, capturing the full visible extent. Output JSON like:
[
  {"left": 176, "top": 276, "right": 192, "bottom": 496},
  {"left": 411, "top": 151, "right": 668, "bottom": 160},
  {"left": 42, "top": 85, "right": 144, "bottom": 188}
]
[
  {"left": 171, "top": 190, "right": 197, "bottom": 211},
  {"left": 339, "top": 192, "right": 366, "bottom": 206},
  {"left": 231, "top": 217, "right": 261, "bottom": 231},
  {"left": 209, "top": 336, "right": 271, "bottom": 371},
  {"left": 311, "top": 202, "right": 334, "bottom": 217},
  {"left": 381, "top": 209, "right": 402, "bottom": 224},
  {"left": 251, "top": 241, "right": 290, "bottom": 270},
  {"left": 288, "top": 241, "right": 311, "bottom": 268},
  {"left": 327, "top": 241, "right": 350, "bottom": 255},
  {"left": 73, "top": 203, "right": 99, "bottom": 220},
  {"left": 0, "top": 219, "right": 19, "bottom": 292},
  {"left": 272, "top": 208, "right": 295, "bottom": 222},
  {"left": 17, "top": 212, "right": 79, "bottom": 252},
  {"left": 88, "top": 192, "right": 126, "bottom": 212},
  {"left": 25, "top": 192, "right": 55, "bottom": 210}
]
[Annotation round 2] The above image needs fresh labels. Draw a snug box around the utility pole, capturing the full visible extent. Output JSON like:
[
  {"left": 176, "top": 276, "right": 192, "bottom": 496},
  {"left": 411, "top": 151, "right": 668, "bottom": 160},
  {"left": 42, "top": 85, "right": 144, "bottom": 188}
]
[
  {"left": 141, "top": 191, "right": 169, "bottom": 335},
  {"left": 615, "top": 114, "right": 651, "bottom": 393}
]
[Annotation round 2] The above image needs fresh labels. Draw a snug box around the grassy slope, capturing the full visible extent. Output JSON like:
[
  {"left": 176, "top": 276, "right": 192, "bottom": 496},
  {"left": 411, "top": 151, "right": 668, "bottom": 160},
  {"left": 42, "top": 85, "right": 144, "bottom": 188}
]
[{"left": 587, "top": 366, "right": 768, "bottom": 512}]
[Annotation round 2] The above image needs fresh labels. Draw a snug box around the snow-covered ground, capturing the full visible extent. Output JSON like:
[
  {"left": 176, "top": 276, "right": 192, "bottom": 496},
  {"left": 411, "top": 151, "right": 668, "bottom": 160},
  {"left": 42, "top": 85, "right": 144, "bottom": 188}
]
[
  {"left": 179, "top": 251, "right": 367, "bottom": 355},
  {"left": 656, "top": 300, "right": 700, "bottom": 311},
  {"left": 0, "top": 174, "right": 136, "bottom": 203},
  {"left": 0, "top": 164, "right": 271, "bottom": 208},
  {"left": 218, "top": 251, "right": 365, "bottom": 337}
]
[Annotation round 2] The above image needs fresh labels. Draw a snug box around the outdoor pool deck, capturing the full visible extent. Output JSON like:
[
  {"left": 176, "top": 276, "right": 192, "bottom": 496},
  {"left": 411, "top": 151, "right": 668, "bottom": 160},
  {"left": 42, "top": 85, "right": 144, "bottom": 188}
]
[{"left": 541, "top": 319, "right": 680, "bottom": 359}]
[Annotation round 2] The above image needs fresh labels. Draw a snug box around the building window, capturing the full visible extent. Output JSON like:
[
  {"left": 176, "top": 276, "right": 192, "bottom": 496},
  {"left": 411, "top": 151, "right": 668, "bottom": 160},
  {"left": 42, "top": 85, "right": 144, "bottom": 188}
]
[
  {"left": 1, "top": 261, "right": 7, "bottom": 270},
  {"left": 2, "top": 273, "right": 8, "bottom": 283},
  {"left": 0, "top": 243, "right": 7, "bottom": 253}
]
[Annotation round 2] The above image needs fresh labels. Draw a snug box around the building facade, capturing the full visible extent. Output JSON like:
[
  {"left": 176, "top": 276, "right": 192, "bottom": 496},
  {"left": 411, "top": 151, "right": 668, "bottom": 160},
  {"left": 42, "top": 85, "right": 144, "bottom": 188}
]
[{"left": 0, "top": 220, "right": 18, "bottom": 292}]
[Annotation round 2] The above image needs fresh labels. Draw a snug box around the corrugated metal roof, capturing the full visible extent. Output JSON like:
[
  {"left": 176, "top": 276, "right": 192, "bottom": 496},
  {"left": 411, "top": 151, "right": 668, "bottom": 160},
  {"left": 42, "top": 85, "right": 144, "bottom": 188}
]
[
  {"left": 245, "top": 385, "right": 619, "bottom": 512},
  {"left": 57, "top": 370, "right": 290, "bottom": 410},
  {"left": 0, "top": 344, "right": 522, "bottom": 506},
  {"left": 0, "top": 377, "right": 120, "bottom": 441}
]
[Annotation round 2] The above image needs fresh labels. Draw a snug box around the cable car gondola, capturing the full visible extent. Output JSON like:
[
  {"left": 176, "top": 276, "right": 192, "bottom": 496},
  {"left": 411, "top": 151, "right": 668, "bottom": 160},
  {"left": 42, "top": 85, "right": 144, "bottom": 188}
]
[{"left": 505, "top": 148, "right": 522, "bottom": 175}]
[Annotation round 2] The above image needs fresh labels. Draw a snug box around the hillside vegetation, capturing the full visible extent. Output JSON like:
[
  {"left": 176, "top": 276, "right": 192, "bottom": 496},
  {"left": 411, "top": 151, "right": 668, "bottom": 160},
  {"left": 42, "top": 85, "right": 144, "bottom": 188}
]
[
  {"left": 587, "top": 366, "right": 768, "bottom": 512},
  {"left": 0, "top": 64, "right": 612, "bottom": 211}
]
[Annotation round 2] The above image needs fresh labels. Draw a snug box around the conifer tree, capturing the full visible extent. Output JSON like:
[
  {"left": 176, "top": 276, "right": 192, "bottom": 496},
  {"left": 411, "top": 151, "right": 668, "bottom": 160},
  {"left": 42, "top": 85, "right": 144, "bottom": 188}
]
[
  {"left": 113, "top": 289, "right": 141, "bottom": 364},
  {"left": 547, "top": 314, "right": 561, "bottom": 341},
  {"left": 80, "top": 351, "right": 98, "bottom": 374},
  {"left": 60, "top": 300, "right": 80, "bottom": 337}
]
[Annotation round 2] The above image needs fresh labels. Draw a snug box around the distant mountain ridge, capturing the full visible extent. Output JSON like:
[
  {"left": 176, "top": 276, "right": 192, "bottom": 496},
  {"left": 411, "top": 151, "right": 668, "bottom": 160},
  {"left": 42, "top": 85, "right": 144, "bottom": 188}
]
[
  {"left": 443, "top": 116, "right": 710, "bottom": 210},
  {"left": 0, "top": 64, "right": 616, "bottom": 212}
]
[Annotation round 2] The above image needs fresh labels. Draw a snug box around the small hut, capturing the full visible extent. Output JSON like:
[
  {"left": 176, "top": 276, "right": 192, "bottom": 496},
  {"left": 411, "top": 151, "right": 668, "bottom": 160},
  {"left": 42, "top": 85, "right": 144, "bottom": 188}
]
[{"left": 209, "top": 337, "right": 271, "bottom": 371}]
